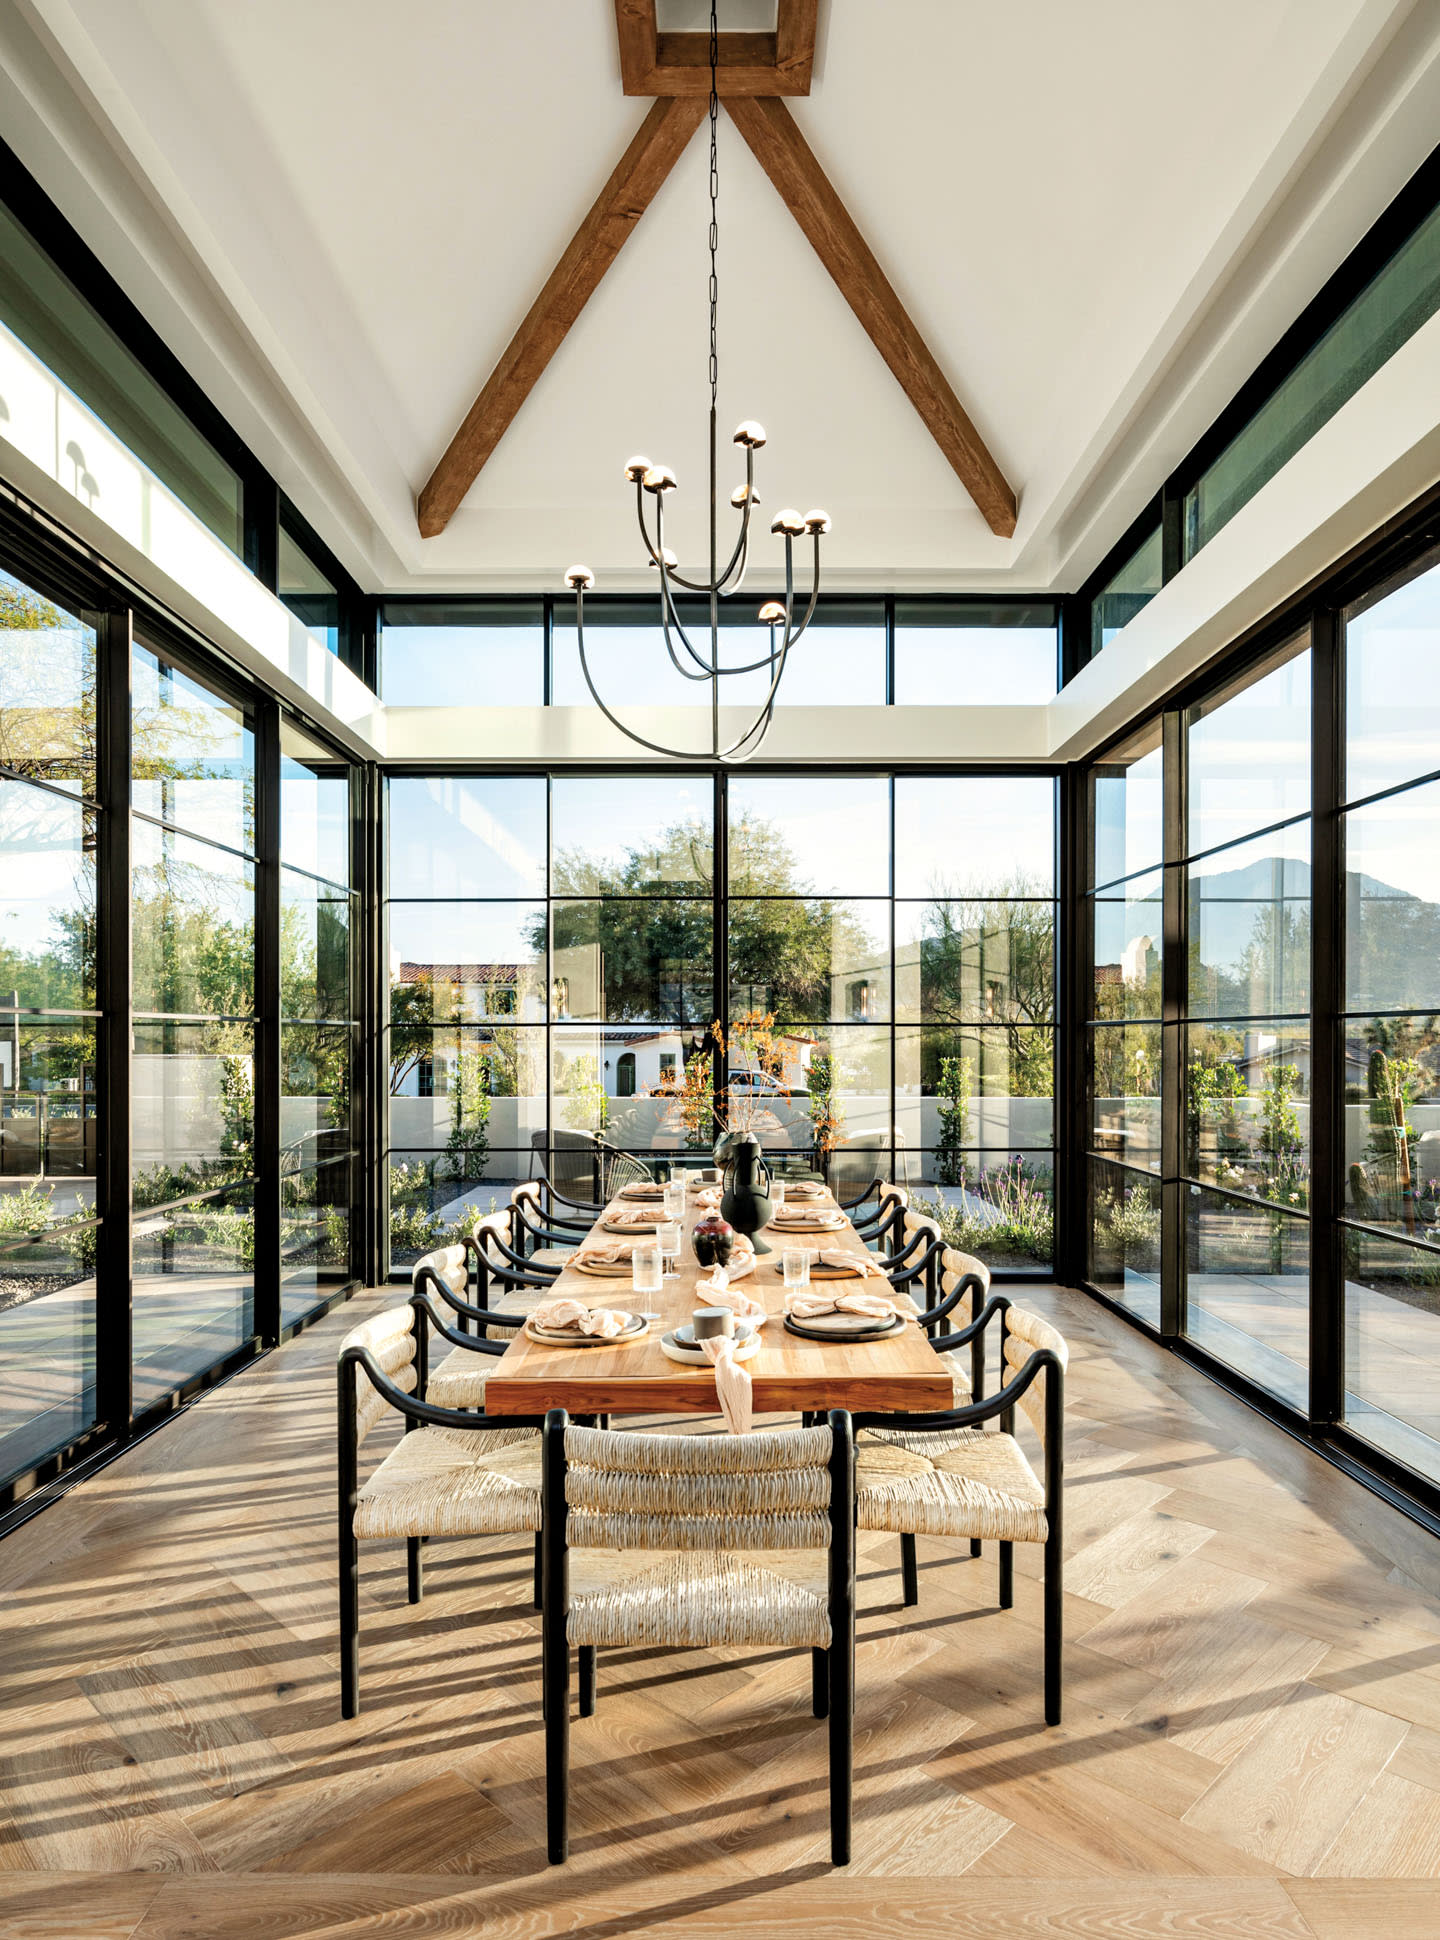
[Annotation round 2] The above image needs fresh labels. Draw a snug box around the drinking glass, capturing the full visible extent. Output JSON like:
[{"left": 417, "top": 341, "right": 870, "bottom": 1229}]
[
  {"left": 632, "top": 1242, "right": 663, "bottom": 1319},
  {"left": 657, "top": 1220, "right": 682, "bottom": 1280},
  {"left": 782, "top": 1246, "right": 810, "bottom": 1293},
  {"left": 770, "top": 1180, "right": 786, "bottom": 1211},
  {"left": 663, "top": 1179, "right": 687, "bottom": 1223}
]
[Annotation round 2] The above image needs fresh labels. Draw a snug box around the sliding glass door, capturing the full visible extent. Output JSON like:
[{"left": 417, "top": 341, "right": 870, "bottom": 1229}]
[{"left": 0, "top": 566, "right": 103, "bottom": 1478}]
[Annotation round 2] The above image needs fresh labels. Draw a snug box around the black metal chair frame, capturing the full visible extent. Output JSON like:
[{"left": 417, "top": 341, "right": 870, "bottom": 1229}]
[
  {"left": 511, "top": 1183, "right": 593, "bottom": 1246},
  {"left": 531, "top": 1130, "right": 656, "bottom": 1222},
  {"left": 854, "top": 1309, "right": 1064, "bottom": 1726},
  {"left": 337, "top": 1333, "right": 544, "bottom": 1719},
  {"left": 541, "top": 1406, "right": 857, "bottom": 1866}
]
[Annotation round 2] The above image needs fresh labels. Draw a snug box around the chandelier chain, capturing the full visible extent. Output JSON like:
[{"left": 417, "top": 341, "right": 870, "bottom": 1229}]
[{"left": 708, "top": 0, "right": 719, "bottom": 409}]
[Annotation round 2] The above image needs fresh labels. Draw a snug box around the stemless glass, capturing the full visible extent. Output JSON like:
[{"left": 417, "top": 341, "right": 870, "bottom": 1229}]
[
  {"left": 782, "top": 1246, "right": 811, "bottom": 1294},
  {"left": 657, "top": 1220, "right": 682, "bottom": 1280},
  {"left": 770, "top": 1180, "right": 786, "bottom": 1211},
  {"left": 663, "top": 1179, "right": 687, "bottom": 1223},
  {"left": 632, "top": 1242, "right": 663, "bottom": 1320}
]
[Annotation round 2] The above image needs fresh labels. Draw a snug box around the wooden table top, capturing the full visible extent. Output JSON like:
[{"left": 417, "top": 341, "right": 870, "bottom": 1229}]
[{"left": 482, "top": 1184, "right": 953, "bottom": 1418}]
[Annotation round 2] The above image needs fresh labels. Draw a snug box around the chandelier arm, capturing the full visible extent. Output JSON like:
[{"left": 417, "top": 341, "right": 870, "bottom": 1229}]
[
  {"left": 635, "top": 481, "right": 712, "bottom": 595},
  {"left": 714, "top": 445, "right": 755, "bottom": 591},
  {"left": 785, "top": 532, "right": 823, "bottom": 644},
  {"left": 575, "top": 591, "right": 706, "bottom": 759},
  {"left": 656, "top": 539, "right": 720, "bottom": 681},
  {"left": 716, "top": 636, "right": 791, "bottom": 761}
]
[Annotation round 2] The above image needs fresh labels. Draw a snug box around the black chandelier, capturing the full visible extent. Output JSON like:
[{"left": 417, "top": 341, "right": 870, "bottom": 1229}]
[{"left": 564, "top": 2, "right": 829, "bottom": 762}]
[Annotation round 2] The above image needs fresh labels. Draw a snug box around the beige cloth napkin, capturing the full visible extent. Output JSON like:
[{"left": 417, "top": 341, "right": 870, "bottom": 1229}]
[
  {"left": 786, "top": 1288, "right": 896, "bottom": 1322},
  {"left": 530, "top": 1297, "right": 632, "bottom": 1338},
  {"left": 607, "top": 1207, "right": 661, "bottom": 1228},
  {"left": 691, "top": 1273, "right": 764, "bottom": 1320},
  {"left": 771, "top": 1207, "right": 844, "bottom": 1229},
  {"left": 621, "top": 1182, "right": 666, "bottom": 1200},
  {"left": 574, "top": 1240, "right": 638, "bottom": 1268},
  {"left": 695, "top": 1237, "right": 757, "bottom": 1296},
  {"left": 701, "top": 1335, "right": 753, "bottom": 1434},
  {"left": 810, "top": 1247, "right": 887, "bottom": 1277}
]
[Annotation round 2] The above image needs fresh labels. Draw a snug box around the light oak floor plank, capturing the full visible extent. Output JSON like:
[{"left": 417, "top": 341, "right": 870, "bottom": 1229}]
[{"left": 0, "top": 1281, "right": 1435, "bottom": 1927}]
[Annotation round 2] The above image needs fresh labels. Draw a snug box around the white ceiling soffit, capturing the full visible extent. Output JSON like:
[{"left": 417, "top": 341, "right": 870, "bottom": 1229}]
[{"left": 5, "top": 0, "right": 1440, "bottom": 595}]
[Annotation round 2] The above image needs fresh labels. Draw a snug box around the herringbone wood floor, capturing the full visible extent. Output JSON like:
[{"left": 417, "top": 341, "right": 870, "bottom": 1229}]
[{"left": 2, "top": 1284, "right": 1440, "bottom": 1938}]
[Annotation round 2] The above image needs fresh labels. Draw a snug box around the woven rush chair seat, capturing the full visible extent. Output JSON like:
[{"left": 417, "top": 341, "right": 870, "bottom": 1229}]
[
  {"left": 338, "top": 1299, "right": 543, "bottom": 1718},
  {"left": 542, "top": 1414, "right": 857, "bottom": 1865},
  {"left": 853, "top": 1299, "right": 1068, "bottom": 1725},
  {"left": 857, "top": 1428, "right": 1045, "bottom": 1543},
  {"left": 354, "top": 1424, "right": 541, "bottom": 1540},
  {"left": 567, "top": 1547, "right": 830, "bottom": 1649}
]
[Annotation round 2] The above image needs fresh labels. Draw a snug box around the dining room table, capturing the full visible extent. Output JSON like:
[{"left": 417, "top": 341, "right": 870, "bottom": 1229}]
[{"left": 481, "top": 1178, "right": 954, "bottom": 1419}]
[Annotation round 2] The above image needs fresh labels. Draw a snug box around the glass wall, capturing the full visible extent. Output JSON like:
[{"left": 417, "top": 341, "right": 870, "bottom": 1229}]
[
  {"left": 1180, "top": 639, "right": 1312, "bottom": 1408},
  {"left": 0, "top": 200, "right": 244, "bottom": 556},
  {"left": 130, "top": 643, "right": 258, "bottom": 1406},
  {"left": 1086, "top": 721, "right": 1164, "bottom": 1324},
  {"left": 279, "top": 719, "right": 358, "bottom": 1324},
  {"left": 1091, "top": 525, "right": 1162, "bottom": 658},
  {"left": 385, "top": 771, "right": 1058, "bottom": 1274},
  {"left": 552, "top": 602, "right": 887, "bottom": 710},
  {"left": 0, "top": 566, "right": 102, "bottom": 1479},
  {"left": 1340, "top": 553, "right": 1440, "bottom": 1483},
  {"left": 278, "top": 527, "right": 340, "bottom": 660},
  {"left": 894, "top": 603, "right": 1058, "bottom": 704},
  {"left": 1185, "top": 203, "right": 1440, "bottom": 560},
  {"left": 378, "top": 600, "right": 544, "bottom": 706}
]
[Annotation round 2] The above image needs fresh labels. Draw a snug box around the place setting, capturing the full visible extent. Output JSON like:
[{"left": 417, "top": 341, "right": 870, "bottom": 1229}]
[
  {"left": 774, "top": 1243, "right": 905, "bottom": 1341},
  {"left": 524, "top": 1295, "right": 648, "bottom": 1347}
]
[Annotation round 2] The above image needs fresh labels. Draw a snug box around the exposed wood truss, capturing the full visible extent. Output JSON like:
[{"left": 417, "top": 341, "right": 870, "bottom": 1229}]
[
  {"left": 615, "top": 0, "right": 818, "bottom": 97},
  {"left": 417, "top": 96, "right": 705, "bottom": 540},
  {"left": 727, "top": 96, "right": 1018, "bottom": 538},
  {"left": 417, "top": 5, "right": 1017, "bottom": 540}
]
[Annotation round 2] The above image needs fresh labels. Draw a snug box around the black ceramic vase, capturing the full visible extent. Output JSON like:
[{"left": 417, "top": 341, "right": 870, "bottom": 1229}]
[{"left": 719, "top": 1134, "right": 775, "bottom": 1254}]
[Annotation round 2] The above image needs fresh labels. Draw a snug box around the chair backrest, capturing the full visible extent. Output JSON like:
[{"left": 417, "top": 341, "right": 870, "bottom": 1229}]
[
  {"left": 338, "top": 1304, "right": 417, "bottom": 1445},
  {"left": 938, "top": 1244, "right": 990, "bottom": 1327},
  {"left": 827, "top": 1131, "right": 886, "bottom": 1206},
  {"left": 602, "top": 1145, "right": 653, "bottom": 1195},
  {"left": 1001, "top": 1305, "right": 1067, "bottom": 1445},
  {"left": 545, "top": 1129, "right": 605, "bottom": 1202},
  {"left": 562, "top": 1422, "right": 834, "bottom": 1552}
]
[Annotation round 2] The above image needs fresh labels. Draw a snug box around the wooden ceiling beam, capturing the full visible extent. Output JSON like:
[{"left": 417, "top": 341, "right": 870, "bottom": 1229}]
[
  {"left": 616, "top": 0, "right": 816, "bottom": 97},
  {"left": 725, "top": 95, "right": 1017, "bottom": 537},
  {"left": 417, "top": 95, "right": 706, "bottom": 540}
]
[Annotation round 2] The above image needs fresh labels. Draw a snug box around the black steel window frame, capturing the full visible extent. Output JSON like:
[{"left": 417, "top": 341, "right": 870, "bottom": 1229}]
[
  {"left": 0, "top": 493, "right": 367, "bottom": 1538},
  {"left": 1072, "top": 472, "right": 1440, "bottom": 1539},
  {"left": 1073, "top": 135, "right": 1440, "bottom": 673},
  {"left": 379, "top": 761, "right": 1063, "bottom": 1287},
  {"left": 377, "top": 593, "right": 1063, "bottom": 706}
]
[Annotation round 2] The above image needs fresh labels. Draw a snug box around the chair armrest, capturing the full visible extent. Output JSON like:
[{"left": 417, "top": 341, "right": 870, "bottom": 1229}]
[
  {"left": 340, "top": 1343, "right": 545, "bottom": 1433},
  {"left": 854, "top": 1343, "right": 1061, "bottom": 1437},
  {"left": 413, "top": 1264, "right": 534, "bottom": 1330},
  {"left": 920, "top": 1274, "right": 997, "bottom": 1334},
  {"left": 927, "top": 1289, "right": 1009, "bottom": 1348},
  {"left": 409, "top": 1287, "right": 511, "bottom": 1358}
]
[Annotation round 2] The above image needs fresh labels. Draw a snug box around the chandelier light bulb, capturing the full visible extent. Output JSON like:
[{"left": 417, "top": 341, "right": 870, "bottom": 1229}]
[
  {"left": 565, "top": 564, "right": 595, "bottom": 591},
  {"left": 730, "top": 484, "right": 760, "bottom": 507},
  {"left": 733, "top": 421, "right": 767, "bottom": 448},
  {"left": 647, "top": 547, "right": 679, "bottom": 568},
  {"left": 757, "top": 600, "right": 787, "bottom": 625},
  {"left": 642, "top": 465, "right": 677, "bottom": 494},
  {"left": 771, "top": 509, "right": 805, "bottom": 537},
  {"left": 624, "top": 455, "right": 652, "bottom": 482},
  {"left": 803, "top": 509, "right": 832, "bottom": 534}
]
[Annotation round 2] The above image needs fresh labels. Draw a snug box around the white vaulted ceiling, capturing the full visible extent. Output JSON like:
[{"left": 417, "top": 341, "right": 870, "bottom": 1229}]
[{"left": 3, "top": 0, "right": 1440, "bottom": 594}]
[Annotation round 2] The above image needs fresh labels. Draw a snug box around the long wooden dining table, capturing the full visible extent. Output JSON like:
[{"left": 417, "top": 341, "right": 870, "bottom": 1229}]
[{"left": 481, "top": 1181, "right": 954, "bottom": 1419}]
